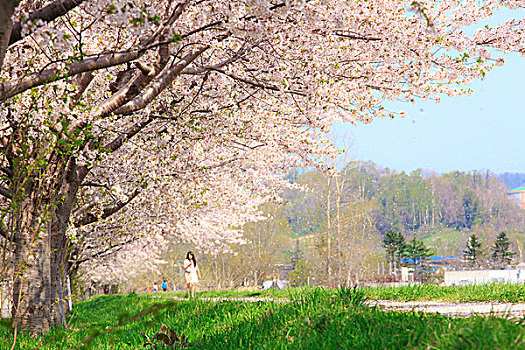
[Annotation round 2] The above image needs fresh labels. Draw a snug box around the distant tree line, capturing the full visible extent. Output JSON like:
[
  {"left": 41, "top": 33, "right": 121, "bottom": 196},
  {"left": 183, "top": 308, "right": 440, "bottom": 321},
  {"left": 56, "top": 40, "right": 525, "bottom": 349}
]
[
  {"left": 497, "top": 172, "right": 525, "bottom": 190},
  {"left": 130, "top": 163, "right": 524, "bottom": 290},
  {"left": 382, "top": 230, "right": 517, "bottom": 281},
  {"left": 284, "top": 162, "right": 525, "bottom": 237}
]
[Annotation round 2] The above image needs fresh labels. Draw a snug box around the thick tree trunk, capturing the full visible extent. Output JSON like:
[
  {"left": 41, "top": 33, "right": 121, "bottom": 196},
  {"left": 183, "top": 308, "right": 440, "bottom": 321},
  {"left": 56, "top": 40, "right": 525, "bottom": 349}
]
[
  {"left": 49, "top": 159, "right": 85, "bottom": 326},
  {"left": 10, "top": 155, "right": 84, "bottom": 333},
  {"left": 11, "top": 191, "right": 53, "bottom": 333}
]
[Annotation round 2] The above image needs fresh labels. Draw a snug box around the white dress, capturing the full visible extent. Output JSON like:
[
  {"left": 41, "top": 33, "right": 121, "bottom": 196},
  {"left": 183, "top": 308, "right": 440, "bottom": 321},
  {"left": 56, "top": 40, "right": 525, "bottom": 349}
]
[{"left": 184, "top": 259, "right": 199, "bottom": 283}]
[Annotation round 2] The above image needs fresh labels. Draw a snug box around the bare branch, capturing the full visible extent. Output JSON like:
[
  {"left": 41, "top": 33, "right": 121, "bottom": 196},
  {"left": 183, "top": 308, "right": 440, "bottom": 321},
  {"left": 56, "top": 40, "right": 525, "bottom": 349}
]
[
  {"left": 97, "top": 39, "right": 171, "bottom": 116},
  {"left": 230, "top": 140, "right": 266, "bottom": 150},
  {"left": 334, "top": 30, "right": 381, "bottom": 41},
  {"left": 9, "top": 0, "right": 85, "bottom": 45},
  {"left": 72, "top": 198, "right": 98, "bottom": 218},
  {"left": 80, "top": 182, "right": 108, "bottom": 187},
  {"left": 181, "top": 20, "right": 224, "bottom": 39},
  {"left": 97, "top": 68, "right": 145, "bottom": 116},
  {"left": 181, "top": 42, "right": 250, "bottom": 75},
  {"left": 135, "top": 61, "right": 155, "bottom": 76}
]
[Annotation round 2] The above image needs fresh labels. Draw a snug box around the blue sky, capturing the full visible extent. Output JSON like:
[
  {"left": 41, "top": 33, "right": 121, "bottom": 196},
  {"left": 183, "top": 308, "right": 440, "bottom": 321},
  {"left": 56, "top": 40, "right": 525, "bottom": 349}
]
[{"left": 333, "top": 45, "right": 525, "bottom": 175}]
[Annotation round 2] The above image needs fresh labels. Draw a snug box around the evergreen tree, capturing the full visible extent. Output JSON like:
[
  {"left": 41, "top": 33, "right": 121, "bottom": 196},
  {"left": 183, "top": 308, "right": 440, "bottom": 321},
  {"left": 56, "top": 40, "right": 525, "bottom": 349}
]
[
  {"left": 404, "top": 238, "right": 432, "bottom": 266},
  {"left": 463, "top": 234, "right": 483, "bottom": 268},
  {"left": 403, "top": 238, "right": 433, "bottom": 282},
  {"left": 381, "top": 230, "right": 406, "bottom": 263},
  {"left": 491, "top": 232, "right": 516, "bottom": 269}
]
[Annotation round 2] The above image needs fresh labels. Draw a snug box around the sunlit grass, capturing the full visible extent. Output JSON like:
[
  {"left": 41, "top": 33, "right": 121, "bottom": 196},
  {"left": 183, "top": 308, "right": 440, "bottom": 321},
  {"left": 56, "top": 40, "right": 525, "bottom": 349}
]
[
  {"left": 361, "top": 283, "right": 525, "bottom": 303},
  {"left": 0, "top": 286, "right": 524, "bottom": 349}
]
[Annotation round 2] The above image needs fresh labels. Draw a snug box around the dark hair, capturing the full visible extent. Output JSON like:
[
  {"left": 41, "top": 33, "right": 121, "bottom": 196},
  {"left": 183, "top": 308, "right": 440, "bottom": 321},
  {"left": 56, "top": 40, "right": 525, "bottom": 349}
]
[{"left": 186, "top": 251, "right": 197, "bottom": 267}]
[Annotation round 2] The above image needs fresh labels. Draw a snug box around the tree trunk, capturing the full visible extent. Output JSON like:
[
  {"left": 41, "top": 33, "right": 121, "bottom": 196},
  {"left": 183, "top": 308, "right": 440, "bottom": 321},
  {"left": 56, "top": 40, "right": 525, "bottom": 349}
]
[
  {"left": 11, "top": 189, "right": 53, "bottom": 333},
  {"left": 0, "top": 0, "right": 20, "bottom": 70},
  {"left": 11, "top": 155, "right": 84, "bottom": 333},
  {"left": 325, "top": 176, "right": 332, "bottom": 286},
  {"left": 49, "top": 159, "right": 85, "bottom": 326}
]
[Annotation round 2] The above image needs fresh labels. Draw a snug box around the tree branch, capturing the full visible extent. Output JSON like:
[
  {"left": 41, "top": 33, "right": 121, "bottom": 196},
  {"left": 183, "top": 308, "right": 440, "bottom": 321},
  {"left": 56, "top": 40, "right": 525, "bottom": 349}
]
[
  {"left": 181, "top": 20, "right": 224, "bottom": 39},
  {"left": 0, "top": 0, "right": 20, "bottom": 70},
  {"left": 0, "top": 223, "right": 10, "bottom": 241},
  {"left": 9, "top": 0, "right": 85, "bottom": 46},
  {"left": 71, "top": 236, "right": 139, "bottom": 265},
  {"left": 98, "top": 38, "right": 171, "bottom": 116},
  {"left": 213, "top": 68, "right": 306, "bottom": 96},
  {"left": 0, "top": 184, "right": 11, "bottom": 199},
  {"left": 0, "top": 166, "right": 12, "bottom": 178},
  {"left": 0, "top": 50, "right": 142, "bottom": 100},
  {"left": 181, "top": 42, "right": 249, "bottom": 75},
  {"left": 73, "top": 188, "right": 141, "bottom": 228},
  {"left": 113, "top": 46, "right": 209, "bottom": 115},
  {"left": 104, "top": 116, "right": 155, "bottom": 153},
  {"left": 1, "top": 0, "right": 192, "bottom": 101},
  {"left": 73, "top": 71, "right": 94, "bottom": 101}
]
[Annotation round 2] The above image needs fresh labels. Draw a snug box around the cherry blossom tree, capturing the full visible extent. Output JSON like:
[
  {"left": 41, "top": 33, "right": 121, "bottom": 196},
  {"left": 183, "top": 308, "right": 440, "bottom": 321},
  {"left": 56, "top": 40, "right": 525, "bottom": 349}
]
[{"left": 0, "top": 0, "right": 524, "bottom": 333}]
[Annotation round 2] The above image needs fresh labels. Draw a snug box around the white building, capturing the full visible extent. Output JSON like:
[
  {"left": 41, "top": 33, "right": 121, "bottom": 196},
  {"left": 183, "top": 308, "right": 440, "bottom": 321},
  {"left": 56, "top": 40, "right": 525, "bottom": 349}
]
[{"left": 444, "top": 269, "right": 525, "bottom": 286}]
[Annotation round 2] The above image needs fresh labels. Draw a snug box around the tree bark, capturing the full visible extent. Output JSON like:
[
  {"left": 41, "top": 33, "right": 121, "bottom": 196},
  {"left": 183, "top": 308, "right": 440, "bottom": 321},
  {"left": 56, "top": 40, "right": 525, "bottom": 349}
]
[
  {"left": 10, "top": 151, "right": 87, "bottom": 332},
  {"left": 49, "top": 158, "right": 86, "bottom": 326},
  {"left": 11, "top": 184, "right": 54, "bottom": 333},
  {"left": 9, "top": 0, "right": 85, "bottom": 46},
  {"left": 0, "top": 0, "right": 20, "bottom": 71}
]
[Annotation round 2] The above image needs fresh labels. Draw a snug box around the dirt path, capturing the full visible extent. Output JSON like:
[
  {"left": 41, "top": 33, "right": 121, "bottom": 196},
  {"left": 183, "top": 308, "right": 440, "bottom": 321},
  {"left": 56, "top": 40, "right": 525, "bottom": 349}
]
[{"left": 367, "top": 300, "right": 525, "bottom": 318}]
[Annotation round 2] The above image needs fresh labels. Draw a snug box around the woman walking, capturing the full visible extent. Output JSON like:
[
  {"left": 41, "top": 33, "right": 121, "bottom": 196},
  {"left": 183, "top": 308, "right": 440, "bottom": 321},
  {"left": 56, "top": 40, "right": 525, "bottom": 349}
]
[{"left": 183, "top": 251, "right": 201, "bottom": 299}]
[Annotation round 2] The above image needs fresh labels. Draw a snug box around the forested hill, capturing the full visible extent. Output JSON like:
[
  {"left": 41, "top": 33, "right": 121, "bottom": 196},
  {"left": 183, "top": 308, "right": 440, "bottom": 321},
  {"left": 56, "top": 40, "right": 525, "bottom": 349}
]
[
  {"left": 282, "top": 162, "right": 525, "bottom": 243},
  {"left": 497, "top": 172, "right": 525, "bottom": 189}
]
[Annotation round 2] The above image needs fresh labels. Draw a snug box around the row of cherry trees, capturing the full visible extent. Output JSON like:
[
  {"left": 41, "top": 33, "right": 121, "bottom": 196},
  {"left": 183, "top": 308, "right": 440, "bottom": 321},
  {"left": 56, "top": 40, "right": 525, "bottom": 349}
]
[{"left": 1, "top": 0, "right": 525, "bottom": 333}]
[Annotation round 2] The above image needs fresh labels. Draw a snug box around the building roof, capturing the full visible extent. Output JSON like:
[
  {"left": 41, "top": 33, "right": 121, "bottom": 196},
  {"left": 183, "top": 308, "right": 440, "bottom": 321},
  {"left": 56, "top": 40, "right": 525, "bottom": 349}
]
[{"left": 507, "top": 186, "right": 525, "bottom": 193}]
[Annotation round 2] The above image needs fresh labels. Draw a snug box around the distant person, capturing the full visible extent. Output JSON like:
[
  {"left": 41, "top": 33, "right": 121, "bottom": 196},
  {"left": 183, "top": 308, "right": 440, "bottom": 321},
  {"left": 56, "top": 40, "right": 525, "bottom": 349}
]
[
  {"left": 153, "top": 282, "right": 158, "bottom": 292},
  {"left": 184, "top": 251, "right": 201, "bottom": 299},
  {"left": 161, "top": 280, "right": 168, "bottom": 292}
]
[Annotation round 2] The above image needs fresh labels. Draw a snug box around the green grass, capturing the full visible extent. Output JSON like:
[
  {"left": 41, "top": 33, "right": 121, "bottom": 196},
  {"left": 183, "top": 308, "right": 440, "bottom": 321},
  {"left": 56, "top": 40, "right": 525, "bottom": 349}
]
[
  {"left": 418, "top": 227, "right": 469, "bottom": 255},
  {"left": 361, "top": 283, "right": 525, "bottom": 303},
  {"left": 0, "top": 287, "right": 524, "bottom": 349},
  {"left": 154, "top": 287, "right": 288, "bottom": 299}
]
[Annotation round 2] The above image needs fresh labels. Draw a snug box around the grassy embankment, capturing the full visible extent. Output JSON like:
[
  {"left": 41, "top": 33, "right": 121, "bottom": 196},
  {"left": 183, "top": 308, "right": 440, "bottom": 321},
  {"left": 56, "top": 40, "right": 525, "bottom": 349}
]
[
  {"left": 418, "top": 227, "right": 469, "bottom": 256},
  {"left": 1, "top": 285, "right": 525, "bottom": 349}
]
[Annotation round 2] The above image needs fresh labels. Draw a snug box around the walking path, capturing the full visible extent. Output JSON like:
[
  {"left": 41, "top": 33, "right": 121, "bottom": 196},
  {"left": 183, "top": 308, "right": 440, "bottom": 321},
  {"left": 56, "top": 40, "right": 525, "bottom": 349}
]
[
  {"left": 153, "top": 296, "right": 288, "bottom": 303},
  {"left": 367, "top": 300, "right": 525, "bottom": 319},
  {"left": 153, "top": 295, "right": 525, "bottom": 318}
]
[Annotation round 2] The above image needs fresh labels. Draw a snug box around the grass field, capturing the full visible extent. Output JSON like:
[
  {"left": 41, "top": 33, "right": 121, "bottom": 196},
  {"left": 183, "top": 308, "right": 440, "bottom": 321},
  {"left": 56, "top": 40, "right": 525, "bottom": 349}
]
[
  {"left": 417, "top": 227, "right": 469, "bottom": 256},
  {"left": 362, "top": 283, "right": 525, "bottom": 303},
  {"left": 1, "top": 285, "right": 524, "bottom": 349}
]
